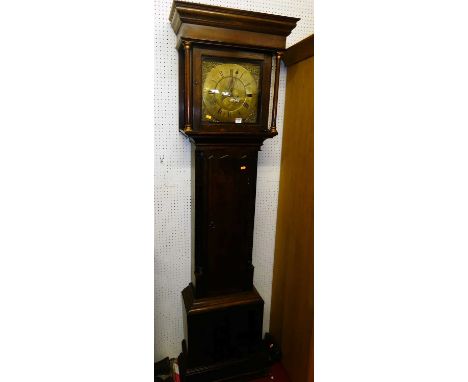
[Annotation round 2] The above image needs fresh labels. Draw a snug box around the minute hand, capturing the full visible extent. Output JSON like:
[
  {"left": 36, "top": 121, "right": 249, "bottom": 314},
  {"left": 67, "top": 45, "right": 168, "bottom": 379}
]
[{"left": 228, "top": 76, "right": 234, "bottom": 94}]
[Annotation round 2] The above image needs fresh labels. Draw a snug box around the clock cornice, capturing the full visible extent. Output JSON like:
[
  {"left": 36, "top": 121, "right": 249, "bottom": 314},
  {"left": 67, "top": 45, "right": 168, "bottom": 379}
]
[{"left": 169, "top": 1, "right": 300, "bottom": 50}]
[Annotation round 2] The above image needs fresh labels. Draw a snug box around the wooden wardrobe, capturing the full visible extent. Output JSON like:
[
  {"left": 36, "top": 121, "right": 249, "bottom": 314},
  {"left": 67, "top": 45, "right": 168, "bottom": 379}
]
[{"left": 270, "top": 35, "right": 314, "bottom": 382}]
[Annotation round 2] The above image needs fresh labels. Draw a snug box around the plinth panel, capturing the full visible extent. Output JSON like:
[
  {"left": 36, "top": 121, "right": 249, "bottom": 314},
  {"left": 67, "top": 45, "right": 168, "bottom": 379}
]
[{"left": 179, "top": 284, "right": 268, "bottom": 381}]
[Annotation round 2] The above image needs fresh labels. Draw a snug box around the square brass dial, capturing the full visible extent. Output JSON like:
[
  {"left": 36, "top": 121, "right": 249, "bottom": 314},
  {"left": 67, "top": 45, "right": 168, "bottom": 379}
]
[{"left": 201, "top": 57, "right": 261, "bottom": 124}]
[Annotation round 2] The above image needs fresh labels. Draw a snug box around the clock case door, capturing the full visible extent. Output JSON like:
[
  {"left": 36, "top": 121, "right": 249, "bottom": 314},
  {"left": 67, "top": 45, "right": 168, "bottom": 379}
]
[
  {"left": 192, "top": 144, "right": 259, "bottom": 298},
  {"left": 187, "top": 46, "right": 272, "bottom": 134}
]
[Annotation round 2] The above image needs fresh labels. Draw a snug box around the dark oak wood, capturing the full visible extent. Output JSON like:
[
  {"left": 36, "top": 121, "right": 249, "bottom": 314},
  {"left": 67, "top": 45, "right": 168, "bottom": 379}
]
[
  {"left": 169, "top": 2, "right": 299, "bottom": 381},
  {"left": 179, "top": 343, "right": 268, "bottom": 382},
  {"left": 182, "top": 131, "right": 276, "bottom": 145},
  {"left": 183, "top": 283, "right": 264, "bottom": 314},
  {"left": 191, "top": 144, "right": 259, "bottom": 297},
  {"left": 170, "top": 1, "right": 299, "bottom": 50},
  {"left": 282, "top": 35, "right": 314, "bottom": 67},
  {"left": 178, "top": 44, "right": 277, "bottom": 138},
  {"left": 177, "top": 24, "right": 286, "bottom": 51},
  {"left": 180, "top": 284, "right": 268, "bottom": 381}
]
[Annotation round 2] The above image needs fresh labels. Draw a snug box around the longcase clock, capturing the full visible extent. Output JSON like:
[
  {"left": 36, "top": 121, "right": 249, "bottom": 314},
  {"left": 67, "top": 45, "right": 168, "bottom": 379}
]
[{"left": 169, "top": 2, "right": 298, "bottom": 381}]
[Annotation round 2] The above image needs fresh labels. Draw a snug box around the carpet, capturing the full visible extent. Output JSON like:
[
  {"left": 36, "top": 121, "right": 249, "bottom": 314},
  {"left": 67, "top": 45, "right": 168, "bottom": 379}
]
[{"left": 252, "top": 363, "right": 291, "bottom": 382}]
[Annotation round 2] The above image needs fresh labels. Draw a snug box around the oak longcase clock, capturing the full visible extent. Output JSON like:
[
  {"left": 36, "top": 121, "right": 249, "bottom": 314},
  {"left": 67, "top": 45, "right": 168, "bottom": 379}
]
[{"left": 169, "top": 2, "right": 298, "bottom": 381}]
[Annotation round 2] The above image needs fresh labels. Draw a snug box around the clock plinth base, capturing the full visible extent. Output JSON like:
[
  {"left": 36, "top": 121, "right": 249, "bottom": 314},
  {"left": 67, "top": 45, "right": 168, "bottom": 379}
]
[
  {"left": 179, "top": 284, "right": 268, "bottom": 382},
  {"left": 178, "top": 346, "right": 269, "bottom": 382}
]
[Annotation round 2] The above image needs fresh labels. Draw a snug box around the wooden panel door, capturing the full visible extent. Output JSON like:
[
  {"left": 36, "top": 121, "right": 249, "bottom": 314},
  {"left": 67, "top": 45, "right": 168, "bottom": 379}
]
[
  {"left": 270, "top": 36, "right": 314, "bottom": 382},
  {"left": 193, "top": 146, "right": 259, "bottom": 297}
]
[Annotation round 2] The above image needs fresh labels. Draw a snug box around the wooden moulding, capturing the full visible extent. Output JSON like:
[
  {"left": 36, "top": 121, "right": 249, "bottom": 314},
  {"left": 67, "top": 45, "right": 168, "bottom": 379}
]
[
  {"left": 283, "top": 34, "right": 314, "bottom": 67},
  {"left": 183, "top": 131, "right": 277, "bottom": 145},
  {"left": 182, "top": 283, "right": 263, "bottom": 315},
  {"left": 169, "top": 1, "right": 300, "bottom": 50}
]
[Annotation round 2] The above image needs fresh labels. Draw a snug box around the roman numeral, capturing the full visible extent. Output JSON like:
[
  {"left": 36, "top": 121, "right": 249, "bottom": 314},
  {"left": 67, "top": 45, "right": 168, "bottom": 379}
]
[
  {"left": 242, "top": 102, "right": 249, "bottom": 109},
  {"left": 217, "top": 108, "right": 223, "bottom": 115},
  {"left": 246, "top": 93, "right": 252, "bottom": 97}
]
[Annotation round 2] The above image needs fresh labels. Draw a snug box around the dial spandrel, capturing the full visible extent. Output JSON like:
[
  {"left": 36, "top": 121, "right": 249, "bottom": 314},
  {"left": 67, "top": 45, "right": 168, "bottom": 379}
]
[{"left": 202, "top": 58, "right": 261, "bottom": 124}]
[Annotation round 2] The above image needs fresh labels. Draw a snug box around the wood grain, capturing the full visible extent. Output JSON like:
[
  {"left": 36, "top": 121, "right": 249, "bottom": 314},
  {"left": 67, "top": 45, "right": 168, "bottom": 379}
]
[
  {"left": 170, "top": 3, "right": 301, "bottom": 380},
  {"left": 177, "top": 24, "right": 287, "bottom": 51},
  {"left": 270, "top": 40, "right": 314, "bottom": 382},
  {"left": 282, "top": 35, "right": 314, "bottom": 67},
  {"left": 170, "top": 1, "right": 299, "bottom": 36},
  {"left": 170, "top": 1, "right": 299, "bottom": 51}
]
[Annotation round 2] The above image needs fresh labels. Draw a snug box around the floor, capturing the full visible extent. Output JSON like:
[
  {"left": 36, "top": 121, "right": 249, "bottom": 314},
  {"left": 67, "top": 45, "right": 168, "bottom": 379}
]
[{"left": 252, "top": 363, "right": 291, "bottom": 382}]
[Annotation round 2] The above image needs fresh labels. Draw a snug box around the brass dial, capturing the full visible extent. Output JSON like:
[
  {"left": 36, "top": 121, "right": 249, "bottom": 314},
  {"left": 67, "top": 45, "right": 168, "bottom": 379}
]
[{"left": 202, "top": 61, "right": 260, "bottom": 123}]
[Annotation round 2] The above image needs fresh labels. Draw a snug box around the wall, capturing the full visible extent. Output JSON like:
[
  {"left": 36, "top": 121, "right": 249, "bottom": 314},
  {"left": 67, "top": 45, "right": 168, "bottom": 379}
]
[{"left": 154, "top": 0, "right": 314, "bottom": 361}]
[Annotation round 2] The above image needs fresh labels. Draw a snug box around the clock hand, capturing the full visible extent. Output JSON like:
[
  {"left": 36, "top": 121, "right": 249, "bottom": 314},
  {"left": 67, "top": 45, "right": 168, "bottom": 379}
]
[
  {"left": 227, "top": 79, "right": 233, "bottom": 95},
  {"left": 228, "top": 69, "right": 234, "bottom": 94}
]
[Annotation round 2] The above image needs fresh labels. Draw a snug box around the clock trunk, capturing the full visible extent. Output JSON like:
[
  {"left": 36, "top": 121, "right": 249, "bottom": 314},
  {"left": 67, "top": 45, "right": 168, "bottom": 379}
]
[{"left": 192, "top": 144, "right": 258, "bottom": 297}]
